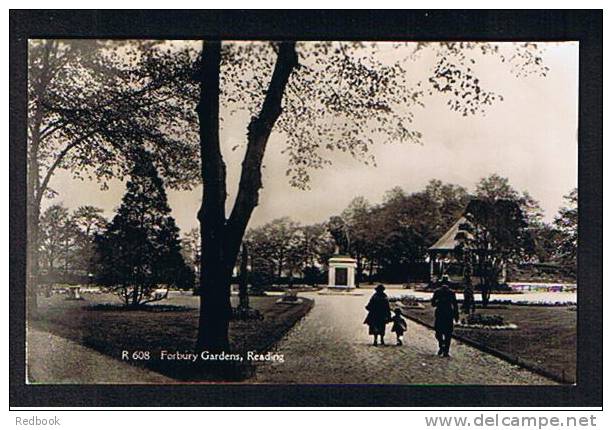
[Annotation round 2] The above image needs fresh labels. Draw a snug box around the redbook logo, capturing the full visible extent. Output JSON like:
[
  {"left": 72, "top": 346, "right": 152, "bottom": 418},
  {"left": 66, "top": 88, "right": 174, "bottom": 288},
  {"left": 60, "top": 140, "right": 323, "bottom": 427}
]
[{"left": 15, "top": 416, "right": 61, "bottom": 426}]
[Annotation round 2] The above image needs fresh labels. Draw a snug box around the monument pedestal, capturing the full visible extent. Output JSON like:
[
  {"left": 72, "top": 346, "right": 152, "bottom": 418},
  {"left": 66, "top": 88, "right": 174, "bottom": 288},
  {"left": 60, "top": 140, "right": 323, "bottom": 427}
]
[{"left": 327, "top": 255, "right": 357, "bottom": 290}]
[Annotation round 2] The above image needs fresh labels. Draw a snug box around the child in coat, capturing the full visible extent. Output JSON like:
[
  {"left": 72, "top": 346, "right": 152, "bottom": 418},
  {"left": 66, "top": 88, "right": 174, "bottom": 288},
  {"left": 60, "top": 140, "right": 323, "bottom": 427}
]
[{"left": 391, "top": 308, "right": 408, "bottom": 345}]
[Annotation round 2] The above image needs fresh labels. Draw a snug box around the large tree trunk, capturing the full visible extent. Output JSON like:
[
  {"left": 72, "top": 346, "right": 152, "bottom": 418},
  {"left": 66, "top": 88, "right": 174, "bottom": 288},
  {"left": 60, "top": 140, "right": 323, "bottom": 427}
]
[
  {"left": 27, "top": 41, "right": 57, "bottom": 319},
  {"left": 26, "top": 114, "right": 43, "bottom": 319},
  {"left": 238, "top": 243, "right": 249, "bottom": 310},
  {"left": 195, "top": 41, "right": 232, "bottom": 352},
  {"left": 195, "top": 41, "right": 298, "bottom": 353},
  {"left": 26, "top": 189, "right": 40, "bottom": 319}
]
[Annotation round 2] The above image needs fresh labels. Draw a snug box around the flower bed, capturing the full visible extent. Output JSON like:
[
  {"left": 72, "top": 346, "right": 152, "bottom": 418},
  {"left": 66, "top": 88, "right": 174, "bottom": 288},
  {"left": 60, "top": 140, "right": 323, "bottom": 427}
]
[
  {"left": 389, "top": 294, "right": 429, "bottom": 303},
  {"left": 275, "top": 290, "right": 304, "bottom": 305},
  {"left": 389, "top": 294, "right": 427, "bottom": 308},
  {"left": 455, "top": 322, "right": 518, "bottom": 330},
  {"left": 457, "top": 313, "right": 518, "bottom": 330},
  {"left": 488, "top": 299, "right": 577, "bottom": 307}
]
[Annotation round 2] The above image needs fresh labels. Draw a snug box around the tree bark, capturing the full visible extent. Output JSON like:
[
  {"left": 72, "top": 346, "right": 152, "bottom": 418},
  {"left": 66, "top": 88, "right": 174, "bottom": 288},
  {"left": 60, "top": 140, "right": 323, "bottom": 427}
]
[
  {"left": 195, "top": 41, "right": 231, "bottom": 352},
  {"left": 26, "top": 41, "right": 57, "bottom": 318},
  {"left": 26, "top": 158, "right": 40, "bottom": 319},
  {"left": 26, "top": 97, "right": 44, "bottom": 319},
  {"left": 224, "top": 42, "right": 298, "bottom": 261},
  {"left": 238, "top": 243, "right": 249, "bottom": 310},
  {"left": 195, "top": 41, "right": 298, "bottom": 353}
]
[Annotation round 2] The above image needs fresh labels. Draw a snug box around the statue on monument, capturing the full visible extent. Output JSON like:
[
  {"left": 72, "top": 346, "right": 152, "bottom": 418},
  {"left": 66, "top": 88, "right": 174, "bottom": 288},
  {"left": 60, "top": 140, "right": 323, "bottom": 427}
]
[{"left": 327, "top": 216, "right": 351, "bottom": 255}]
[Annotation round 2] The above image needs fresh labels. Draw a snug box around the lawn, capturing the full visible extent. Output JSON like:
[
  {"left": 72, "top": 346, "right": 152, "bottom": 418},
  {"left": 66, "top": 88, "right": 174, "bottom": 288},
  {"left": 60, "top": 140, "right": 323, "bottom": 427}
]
[
  {"left": 30, "top": 292, "right": 313, "bottom": 381},
  {"left": 401, "top": 304, "right": 576, "bottom": 383}
]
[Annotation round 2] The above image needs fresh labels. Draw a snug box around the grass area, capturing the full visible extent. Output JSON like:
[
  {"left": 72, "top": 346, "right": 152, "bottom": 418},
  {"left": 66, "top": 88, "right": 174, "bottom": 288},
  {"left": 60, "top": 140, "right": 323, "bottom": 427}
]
[
  {"left": 30, "top": 292, "right": 313, "bottom": 381},
  {"left": 401, "top": 304, "right": 576, "bottom": 383}
]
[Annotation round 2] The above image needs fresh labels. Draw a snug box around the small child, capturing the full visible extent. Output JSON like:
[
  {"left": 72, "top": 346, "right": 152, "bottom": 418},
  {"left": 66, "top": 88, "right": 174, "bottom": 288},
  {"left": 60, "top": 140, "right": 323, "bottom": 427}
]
[{"left": 391, "top": 308, "right": 407, "bottom": 345}]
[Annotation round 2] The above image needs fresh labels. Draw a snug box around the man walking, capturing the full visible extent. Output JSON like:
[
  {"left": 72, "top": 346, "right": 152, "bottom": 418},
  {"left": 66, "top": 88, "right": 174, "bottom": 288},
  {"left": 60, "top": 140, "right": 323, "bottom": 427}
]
[{"left": 431, "top": 275, "right": 459, "bottom": 357}]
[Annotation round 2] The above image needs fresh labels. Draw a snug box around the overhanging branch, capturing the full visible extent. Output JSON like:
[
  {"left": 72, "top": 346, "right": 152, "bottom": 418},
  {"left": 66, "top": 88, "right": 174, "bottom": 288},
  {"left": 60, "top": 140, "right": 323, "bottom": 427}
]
[{"left": 225, "top": 41, "right": 298, "bottom": 258}]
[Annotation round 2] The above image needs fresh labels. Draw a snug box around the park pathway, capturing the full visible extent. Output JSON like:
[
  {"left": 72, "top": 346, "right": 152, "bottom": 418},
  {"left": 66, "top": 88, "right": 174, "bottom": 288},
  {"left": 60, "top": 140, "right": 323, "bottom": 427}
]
[{"left": 251, "top": 292, "right": 555, "bottom": 385}]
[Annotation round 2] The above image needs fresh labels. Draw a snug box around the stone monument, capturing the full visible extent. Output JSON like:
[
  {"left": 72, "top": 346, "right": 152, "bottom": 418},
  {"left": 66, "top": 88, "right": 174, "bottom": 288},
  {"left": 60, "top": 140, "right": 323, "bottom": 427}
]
[{"left": 327, "top": 216, "right": 357, "bottom": 290}]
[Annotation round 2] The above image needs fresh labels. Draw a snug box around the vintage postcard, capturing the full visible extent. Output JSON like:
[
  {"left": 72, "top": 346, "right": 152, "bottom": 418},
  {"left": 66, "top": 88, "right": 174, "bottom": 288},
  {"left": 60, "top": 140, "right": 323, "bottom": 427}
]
[
  {"left": 23, "top": 38, "right": 579, "bottom": 387},
  {"left": 9, "top": 10, "right": 602, "bottom": 412}
]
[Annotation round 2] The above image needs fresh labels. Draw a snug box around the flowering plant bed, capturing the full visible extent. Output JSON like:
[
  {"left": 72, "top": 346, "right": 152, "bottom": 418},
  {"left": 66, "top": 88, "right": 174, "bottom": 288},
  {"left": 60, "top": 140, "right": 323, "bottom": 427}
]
[
  {"left": 488, "top": 299, "right": 577, "bottom": 307},
  {"left": 276, "top": 290, "right": 304, "bottom": 304},
  {"left": 455, "top": 322, "right": 518, "bottom": 330},
  {"left": 389, "top": 294, "right": 429, "bottom": 306},
  {"left": 457, "top": 313, "right": 517, "bottom": 329},
  {"left": 464, "top": 313, "right": 505, "bottom": 326},
  {"left": 88, "top": 303, "right": 191, "bottom": 312},
  {"left": 398, "top": 302, "right": 425, "bottom": 309},
  {"left": 317, "top": 289, "right": 364, "bottom": 296}
]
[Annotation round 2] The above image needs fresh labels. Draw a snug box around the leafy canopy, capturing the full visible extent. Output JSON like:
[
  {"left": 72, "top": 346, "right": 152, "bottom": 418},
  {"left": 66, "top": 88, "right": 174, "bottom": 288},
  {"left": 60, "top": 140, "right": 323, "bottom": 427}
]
[
  {"left": 28, "top": 39, "right": 200, "bottom": 196},
  {"left": 216, "top": 41, "right": 549, "bottom": 188},
  {"left": 94, "top": 151, "right": 194, "bottom": 300}
]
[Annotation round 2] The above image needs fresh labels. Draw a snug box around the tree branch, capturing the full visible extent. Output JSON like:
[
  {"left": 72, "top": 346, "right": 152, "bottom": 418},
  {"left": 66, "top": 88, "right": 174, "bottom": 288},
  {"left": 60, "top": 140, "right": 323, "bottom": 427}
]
[
  {"left": 36, "top": 127, "right": 102, "bottom": 206},
  {"left": 225, "top": 41, "right": 298, "bottom": 263}
]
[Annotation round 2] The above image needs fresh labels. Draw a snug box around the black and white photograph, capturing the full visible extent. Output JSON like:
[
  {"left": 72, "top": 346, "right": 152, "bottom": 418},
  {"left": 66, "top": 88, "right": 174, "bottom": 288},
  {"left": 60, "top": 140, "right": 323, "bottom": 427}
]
[{"left": 9, "top": 9, "right": 602, "bottom": 410}]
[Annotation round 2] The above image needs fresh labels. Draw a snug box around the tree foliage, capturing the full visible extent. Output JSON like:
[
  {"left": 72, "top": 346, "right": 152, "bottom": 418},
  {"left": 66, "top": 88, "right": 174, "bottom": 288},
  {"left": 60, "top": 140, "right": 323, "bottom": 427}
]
[
  {"left": 94, "top": 152, "right": 194, "bottom": 306},
  {"left": 39, "top": 204, "right": 79, "bottom": 277},
  {"left": 245, "top": 217, "right": 334, "bottom": 286},
  {"left": 217, "top": 42, "right": 549, "bottom": 189},
  {"left": 27, "top": 39, "right": 201, "bottom": 315},
  {"left": 38, "top": 203, "right": 108, "bottom": 282},
  {"left": 181, "top": 227, "right": 201, "bottom": 288},
  {"left": 554, "top": 188, "right": 578, "bottom": 268},
  {"left": 29, "top": 39, "right": 200, "bottom": 194},
  {"left": 460, "top": 199, "right": 534, "bottom": 306}
]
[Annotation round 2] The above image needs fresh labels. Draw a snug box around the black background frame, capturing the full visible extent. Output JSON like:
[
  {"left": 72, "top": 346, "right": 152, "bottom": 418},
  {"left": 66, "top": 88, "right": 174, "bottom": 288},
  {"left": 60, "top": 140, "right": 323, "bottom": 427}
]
[{"left": 9, "top": 9, "right": 603, "bottom": 408}]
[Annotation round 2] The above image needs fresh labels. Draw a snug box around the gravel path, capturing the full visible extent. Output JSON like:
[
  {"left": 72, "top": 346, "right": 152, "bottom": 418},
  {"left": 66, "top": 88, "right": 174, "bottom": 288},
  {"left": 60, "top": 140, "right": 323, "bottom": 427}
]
[
  {"left": 27, "top": 327, "right": 174, "bottom": 384},
  {"left": 251, "top": 292, "right": 556, "bottom": 385}
]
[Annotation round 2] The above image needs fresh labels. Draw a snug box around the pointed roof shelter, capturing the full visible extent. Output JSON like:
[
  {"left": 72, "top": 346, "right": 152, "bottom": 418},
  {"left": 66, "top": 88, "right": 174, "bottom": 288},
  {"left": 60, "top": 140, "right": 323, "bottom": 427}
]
[
  {"left": 429, "top": 216, "right": 472, "bottom": 252},
  {"left": 427, "top": 215, "right": 475, "bottom": 282}
]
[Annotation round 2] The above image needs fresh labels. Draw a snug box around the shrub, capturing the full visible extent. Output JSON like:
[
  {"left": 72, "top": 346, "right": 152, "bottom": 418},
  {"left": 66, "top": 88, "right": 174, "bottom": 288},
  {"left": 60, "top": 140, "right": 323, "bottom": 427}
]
[
  {"left": 280, "top": 290, "right": 299, "bottom": 302},
  {"left": 231, "top": 307, "right": 263, "bottom": 321},
  {"left": 389, "top": 294, "right": 428, "bottom": 305},
  {"left": 464, "top": 313, "right": 505, "bottom": 326}
]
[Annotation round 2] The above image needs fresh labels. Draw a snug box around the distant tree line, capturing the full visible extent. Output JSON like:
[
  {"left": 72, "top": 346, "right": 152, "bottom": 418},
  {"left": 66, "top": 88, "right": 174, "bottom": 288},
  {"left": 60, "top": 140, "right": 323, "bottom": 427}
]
[
  {"left": 38, "top": 204, "right": 107, "bottom": 283},
  {"left": 243, "top": 174, "right": 577, "bottom": 286},
  {"left": 38, "top": 170, "right": 577, "bottom": 297}
]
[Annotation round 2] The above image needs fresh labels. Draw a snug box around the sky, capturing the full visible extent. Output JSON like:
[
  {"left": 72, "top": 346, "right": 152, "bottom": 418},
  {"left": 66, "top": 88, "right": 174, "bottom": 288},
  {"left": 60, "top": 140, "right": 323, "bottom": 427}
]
[{"left": 43, "top": 41, "right": 578, "bottom": 235}]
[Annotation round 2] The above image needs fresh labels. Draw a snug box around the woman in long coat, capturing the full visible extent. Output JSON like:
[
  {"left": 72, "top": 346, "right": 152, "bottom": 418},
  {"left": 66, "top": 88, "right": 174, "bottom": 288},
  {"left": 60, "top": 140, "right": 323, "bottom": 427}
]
[{"left": 364, "top": 284, "right": 392, "bottom": 346}]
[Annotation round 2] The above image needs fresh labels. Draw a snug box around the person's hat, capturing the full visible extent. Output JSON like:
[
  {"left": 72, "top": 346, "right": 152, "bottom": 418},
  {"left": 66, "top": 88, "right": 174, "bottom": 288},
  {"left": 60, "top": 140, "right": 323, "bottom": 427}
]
[
  {"left": 441, "top": 275, "right": 450, "bottom": 282},
  {"left": 375, "top": 284, "right": 385, "bottom": 292}
]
